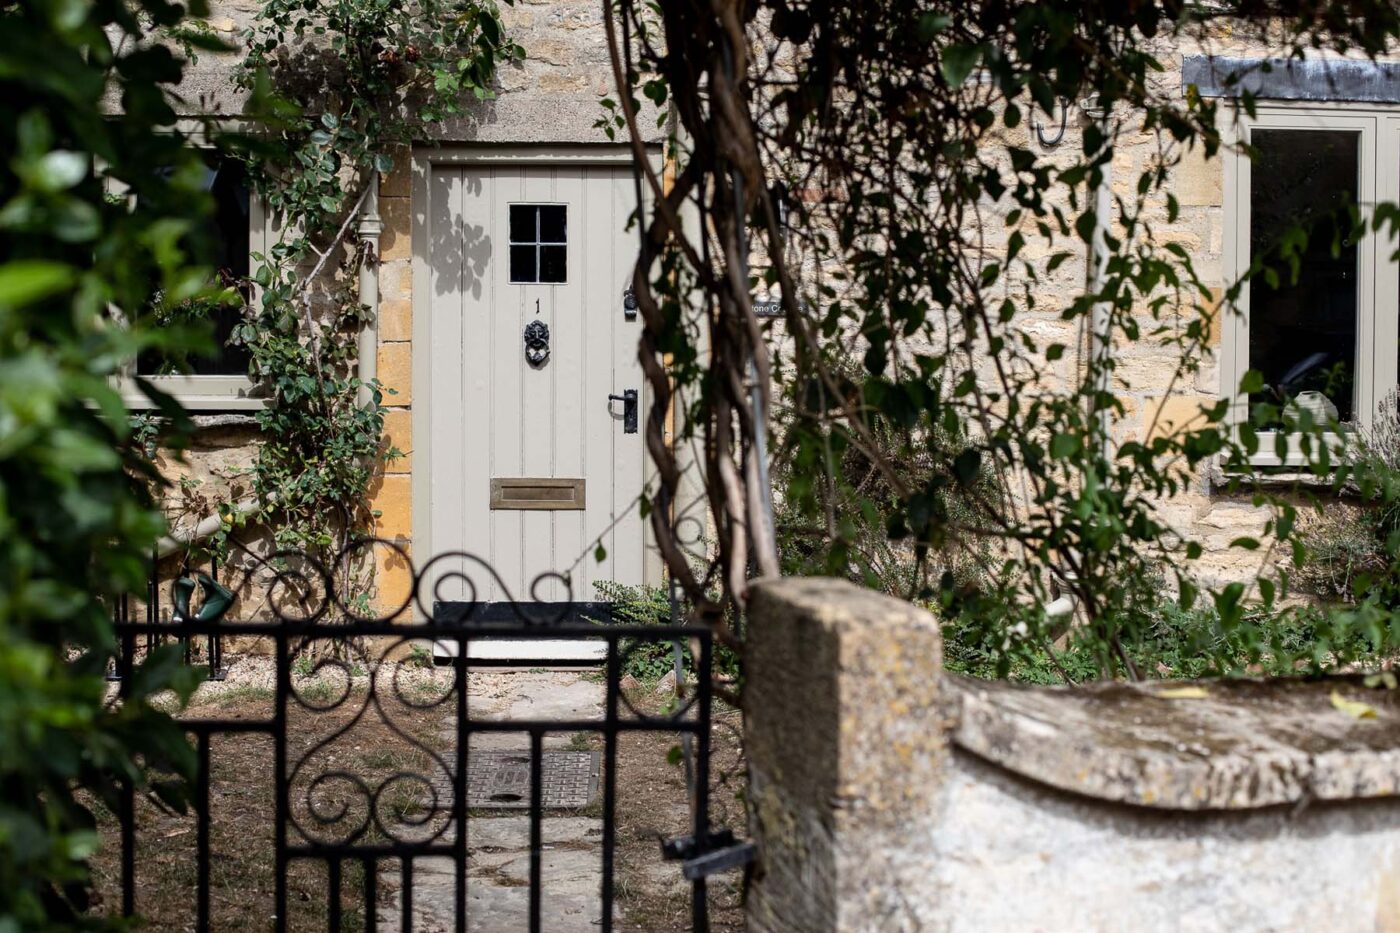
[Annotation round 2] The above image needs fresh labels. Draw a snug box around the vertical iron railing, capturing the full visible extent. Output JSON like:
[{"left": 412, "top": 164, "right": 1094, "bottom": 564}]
[{"left": 109, "top": 547, "right": 227, "bottom": 681}]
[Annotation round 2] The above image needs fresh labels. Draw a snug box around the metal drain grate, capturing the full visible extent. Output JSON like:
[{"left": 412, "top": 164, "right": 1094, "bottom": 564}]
[{"left": 428, "top": 750, "right": 601, "bottom": 810}]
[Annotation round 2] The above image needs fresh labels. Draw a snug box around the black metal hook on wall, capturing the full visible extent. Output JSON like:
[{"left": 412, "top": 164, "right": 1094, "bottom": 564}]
[{"left": 1034, "top": 98, "right": 1070, "bottom": 148}]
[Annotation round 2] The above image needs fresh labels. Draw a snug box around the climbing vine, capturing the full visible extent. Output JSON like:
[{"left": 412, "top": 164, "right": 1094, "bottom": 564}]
[
  {"left": 606, "top": 0, "right": 1400, "bottom": 678},
  {"left": 209, "top": 0, "right": 522, "bottom": 560}
]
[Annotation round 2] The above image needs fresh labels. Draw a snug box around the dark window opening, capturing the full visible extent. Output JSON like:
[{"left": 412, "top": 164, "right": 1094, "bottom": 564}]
[
  {"left": 137, "top": 151, "right": 253, "bottom": 377},
  {"left": 1249, "top": 128, "right": 1360, "bottom": 426},
  {"left": 508, "top": 204, "right": 567, "bottom": 284}
]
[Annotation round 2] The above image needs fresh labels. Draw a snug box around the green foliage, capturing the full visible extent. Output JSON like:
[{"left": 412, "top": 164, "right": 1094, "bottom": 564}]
[
  {"left": 611, "top": 0, "right": 1400, "bottom": 680},
  {"left": 1285, "top": 404, "right": 1400, "bottom": 664},
  {"left": 241, "top": 241, "right": 389, "bottom": 553},
  {"left": 1296, "top": 392, "right": 1400, "bottom": 606},
  {"left": 221, "top": 0, "right": 520, "bottom": 556},
  {"left": 773, "top": 362, "right": 997, "bottom": 598},
  {"left": 145, "top": 291, "right": 240, "bottom": 375},
  {"left": 943, "top": 591, "right": 1348, "bottom": 684},
  {"left": 0, "top": 0, "right": 219, "bottom": 923},
  {"left": 594, "top": 581, "right": 741, "bottom": 684},
  {"left": 1295, "top": 504, "right": 1388, "bottom": 604},
  {"left": 595, "top": 581, "right": 676, "bottom": 682},
  {"left": 240, "top": 0, "right": 523, "bottom": 239}
]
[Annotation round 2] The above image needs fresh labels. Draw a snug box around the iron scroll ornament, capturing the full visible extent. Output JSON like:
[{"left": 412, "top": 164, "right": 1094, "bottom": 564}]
[{"left": 524, "top": 318, "right": 550, "bottom": 365}]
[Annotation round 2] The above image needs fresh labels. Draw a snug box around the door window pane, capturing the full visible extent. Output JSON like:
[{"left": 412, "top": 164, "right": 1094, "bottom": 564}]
[
  {"left": 509, "top": 245, "right": 537, "bottom": 284},
  {"left": 508, "top": 204, "right": 567, "bottom": 284},
  {"left": 509, "top": 204, "right": 535, "bottom": 242},
  {"left": 539, "top": 246, "right": 566, "bottom": 283},
  {"left": 1249, "top": 128, "right": 1359, "bottom": 424},
  {"left": 538, "top": 205, "right": 567, "bottom": 243}
]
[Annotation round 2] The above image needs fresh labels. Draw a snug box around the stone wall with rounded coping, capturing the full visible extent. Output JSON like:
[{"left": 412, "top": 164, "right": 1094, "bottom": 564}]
[{"left": 746, "top": 576, "right": 1400, "bottom": 933}]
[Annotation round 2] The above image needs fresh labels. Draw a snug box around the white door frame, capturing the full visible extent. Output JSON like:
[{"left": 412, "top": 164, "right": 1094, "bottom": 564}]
[{"left": 409, "top": 144, "right": 664, "bottom": 620}]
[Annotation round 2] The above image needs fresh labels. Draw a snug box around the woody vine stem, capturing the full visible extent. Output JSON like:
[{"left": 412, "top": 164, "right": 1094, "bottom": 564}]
[
  {"left": 175, "top": 0, "right": 522, "bottom": 587},
  {"left": 602, "top": 0, "right": 1400, "bottom": 678}
]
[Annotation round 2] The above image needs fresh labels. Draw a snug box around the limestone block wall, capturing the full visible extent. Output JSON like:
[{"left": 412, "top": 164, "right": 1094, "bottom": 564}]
[
  {"left": 368, "top": 152, "right": 416, "bottom": 610},
  {"left": 756, "top": 37, "right": 1387, "bottom": 592},
  {"left": 746, "top": 577, "right": 1400, "bottom": 933},
  {"left": 977, "top": 38, "right": 1400, "bottom": 589}
]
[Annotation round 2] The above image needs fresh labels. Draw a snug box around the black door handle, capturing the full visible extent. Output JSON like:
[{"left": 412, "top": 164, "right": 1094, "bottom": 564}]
[{"left": 608, "top": 389, "right": 638, "bottom": 433}]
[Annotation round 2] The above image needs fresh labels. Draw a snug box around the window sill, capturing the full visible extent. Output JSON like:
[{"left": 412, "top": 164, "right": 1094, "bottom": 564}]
[
  {"left": 1245, "top": 430, "right": 1352, "bottom": 468},
  {"left": 1210, "top": 430, "right": 1354, "bottom": 488},
  {"left": 190, "top": 412, "right": 261, "bottom": 429},
  {"left": 120, "top": 375, "right": 268, "bottom": 412},
  {"left": 1209, "top": 463, "right": 1338, "bottom": 489},
  {"left": 124, "top": 393, "right": 269, "bottom": 412}
]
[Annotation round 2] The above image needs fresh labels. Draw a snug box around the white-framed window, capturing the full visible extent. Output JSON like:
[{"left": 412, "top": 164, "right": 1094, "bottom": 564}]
[
  {"left": 507, "top": 203, "right": 568, "bottom": 284},
  {"left": 117, "top": 141, "right": 271, "bottom": 411},
  {"left": 1223, "top": 103, "right": 1400, "bottom": 466}
]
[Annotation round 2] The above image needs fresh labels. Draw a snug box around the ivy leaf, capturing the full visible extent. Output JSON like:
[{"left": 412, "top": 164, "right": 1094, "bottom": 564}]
[
  {"left": 940, "top": 44, "right": 980, "bottom": 88},
  {"left": 33, "top": 150, "right": 88, "bottom": 191},
  {"left": 1049, "top": 433, "right": 1080, "bottom": 459},
  {"left": 1364, "top": 672, "right": 1398, "bottom": 690},
  {"left": 643, "top": 79, "right": 668, "bottom": 106},
  {"left": 917, "top": 13, "right": 951, "bottom": 41},
  {"left": 952, "top": 448, "right": 981, "bottom": 487},
  {"left": 479, "top": 14, "right": 500, "bottom": 45}
]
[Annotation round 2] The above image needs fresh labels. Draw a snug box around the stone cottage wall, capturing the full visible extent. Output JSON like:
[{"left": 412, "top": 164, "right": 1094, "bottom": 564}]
[
  {"left": 148, "top": 0, "right": 628, "bottom": 614},
  {"left": 939, "top": 35, "right": 1400, "bottom": 590},
  {"left": 149, "top": 9, "right": 1400, "bottom": 613},
  {"left": 757, "top": 33, "right": 1391, "bottom": 594}
]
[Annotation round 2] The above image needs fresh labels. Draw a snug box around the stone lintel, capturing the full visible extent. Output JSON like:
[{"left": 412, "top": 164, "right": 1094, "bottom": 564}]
[{"left": 1183, "top": 55, "right": 1400, "bottom": 104}]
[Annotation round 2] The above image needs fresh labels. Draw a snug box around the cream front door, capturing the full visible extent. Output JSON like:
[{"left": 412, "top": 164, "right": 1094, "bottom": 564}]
[{"left": 417, "top": 154, "right": 649, "bottom": 633}]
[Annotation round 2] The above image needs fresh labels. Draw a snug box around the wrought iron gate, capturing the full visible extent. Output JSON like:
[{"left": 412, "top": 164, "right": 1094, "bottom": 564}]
[{"left": 108, "top": 541, "right": 741, "bottom": 931}]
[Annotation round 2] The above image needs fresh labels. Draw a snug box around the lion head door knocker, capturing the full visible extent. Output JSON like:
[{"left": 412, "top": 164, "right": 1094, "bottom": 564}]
[{"left": 524, "top": 318, "right": 550, "bottom": 365}]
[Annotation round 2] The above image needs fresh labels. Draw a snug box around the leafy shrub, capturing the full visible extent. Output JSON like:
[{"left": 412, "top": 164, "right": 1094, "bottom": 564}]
[
  {"left": 594, "top": 580, "right": 741, "bottom": 684},
  {"left": 0, "top": 0, "right": 219, "bottom": 923},
  {"left": 1297, "top": 391, "right": 1400, "bottom": 605},
  {"left": 594, "top": 580, "right": 676, "bottom": 682},
  {"left": 1294, "top": 505, "right": 1388, "bottom": 603},
  {"left": 943, "top": 595, "right": 1341, "bottom": 683},
  {"left": 771, "top": 362, "right": 998, "bottom": 603}
]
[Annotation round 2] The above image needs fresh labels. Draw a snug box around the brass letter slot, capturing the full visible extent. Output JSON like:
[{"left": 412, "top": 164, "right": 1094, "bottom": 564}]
[{"left": 490, "top": 478, "right": 586, "bottom": 511}]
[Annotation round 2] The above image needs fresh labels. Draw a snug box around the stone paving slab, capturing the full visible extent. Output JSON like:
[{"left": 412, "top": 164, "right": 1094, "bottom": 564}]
[
  {"left": 377, "top": 836, "right": 605, "bottom": 933},
  {"left": 383, "top": 672, "right": 611, "bottom": 931},
  {"left": 455, "top": 671, "right": 606, "bottom": 752}
]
